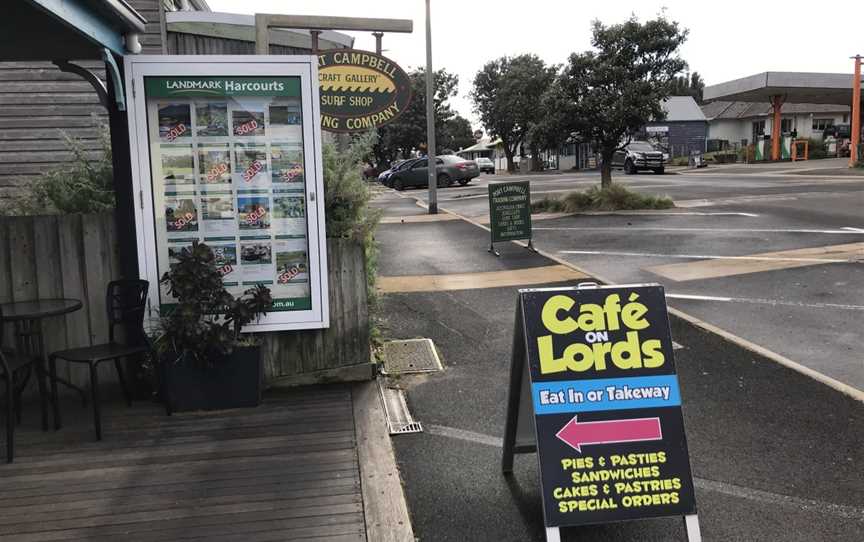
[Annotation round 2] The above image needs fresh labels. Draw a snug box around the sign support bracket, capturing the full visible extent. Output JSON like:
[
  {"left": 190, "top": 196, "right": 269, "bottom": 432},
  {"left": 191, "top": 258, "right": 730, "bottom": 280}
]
[{"left": 488, "top": 242, "right": 500, "bottom": 257}]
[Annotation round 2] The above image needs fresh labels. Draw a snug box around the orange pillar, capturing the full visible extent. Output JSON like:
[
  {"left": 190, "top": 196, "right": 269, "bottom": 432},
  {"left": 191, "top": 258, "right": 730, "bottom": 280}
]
[
  {"left": 770, "top": 95, "right": 784, "bottom": 161},
  {"left": 850, "top": 55, "right": 861, "bottom": 167}
]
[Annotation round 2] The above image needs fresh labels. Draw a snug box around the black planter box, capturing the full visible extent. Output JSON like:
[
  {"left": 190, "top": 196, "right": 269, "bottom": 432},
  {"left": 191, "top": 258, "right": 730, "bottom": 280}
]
[{"left": 160, "top": 345, "right": 263, "bottom": 413}]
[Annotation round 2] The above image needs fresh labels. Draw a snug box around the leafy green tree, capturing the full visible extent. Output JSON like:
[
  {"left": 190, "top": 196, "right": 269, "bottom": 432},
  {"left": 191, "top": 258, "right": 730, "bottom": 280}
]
[
  {"left": 471, "top": 54, "right": 557, "bottom": 172},
  {"left": 528, "top": 79, "right": 574, "bottom": 159},
  {"left": 559, "top": 16, "right": 688, "bottom": 186},
  {"left": 671, "top": 71, "right": 705, "bottom": 103},
  {"left": 372, "top": 68, "right": 461, "bottom": 168},
  {"left": 441, "top": 114, "right": 475, "bottom": 153}
]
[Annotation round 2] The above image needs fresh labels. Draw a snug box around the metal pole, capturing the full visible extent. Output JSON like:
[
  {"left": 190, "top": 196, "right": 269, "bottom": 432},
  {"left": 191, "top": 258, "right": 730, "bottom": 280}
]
[
  {"left": 425, "top": 0, "right": 437, "bottom": 214},
  {"left": 373, "top": 32, "right": 383, "bottom": 54},
  {"left": 850, "top": 55, "right": 861, "bottom": 167}
]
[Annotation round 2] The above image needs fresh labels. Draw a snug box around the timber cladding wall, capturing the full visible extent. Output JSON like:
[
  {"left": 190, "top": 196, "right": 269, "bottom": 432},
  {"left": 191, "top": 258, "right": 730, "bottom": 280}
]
[
  {"left": 0, "top": 214, "right": 371, "bottom": 393},
  {"left": 0, "top": 0, "right": 162, "bottom": 200}
]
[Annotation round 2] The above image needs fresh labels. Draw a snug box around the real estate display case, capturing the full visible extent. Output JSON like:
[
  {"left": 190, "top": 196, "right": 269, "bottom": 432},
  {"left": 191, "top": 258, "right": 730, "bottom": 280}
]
[{"left": 125, "top": 56, "right": 329, "bottom": 331}]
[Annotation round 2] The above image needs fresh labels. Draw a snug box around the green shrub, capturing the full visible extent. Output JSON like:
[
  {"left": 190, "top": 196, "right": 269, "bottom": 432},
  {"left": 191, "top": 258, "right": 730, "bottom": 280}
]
[
  {"left": 807, "top": 138, "right": 828, "bottom": 159},
  {"left": 531, "top": 184, "right": 674, "bottom": 214},
  {"left": 1, "top": 125, "right": 114, "bottom": 216},
  {"left": 322, "top": 132, "right": 383, "bottom": 316}
]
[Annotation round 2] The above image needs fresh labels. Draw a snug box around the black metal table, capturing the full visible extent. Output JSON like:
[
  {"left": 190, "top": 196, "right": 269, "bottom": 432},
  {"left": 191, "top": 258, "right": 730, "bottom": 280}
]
[{"left": 1, "top": 298, "right": 85, "bottom": 430}]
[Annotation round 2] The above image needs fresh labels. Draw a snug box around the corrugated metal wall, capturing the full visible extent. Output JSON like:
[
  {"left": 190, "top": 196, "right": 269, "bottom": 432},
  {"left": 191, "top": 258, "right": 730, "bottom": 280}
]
[{"left": 167, "top": 33, "right": 308, "bottom": 55}]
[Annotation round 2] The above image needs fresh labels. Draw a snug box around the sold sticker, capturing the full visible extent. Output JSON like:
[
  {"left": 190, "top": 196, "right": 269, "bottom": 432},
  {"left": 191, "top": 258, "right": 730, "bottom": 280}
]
[
  {"left": 245, "top": 205, "right": 267, "bottom": 225},
  {"left": 235, "top": 119, "right": 258, "bottom": 136},
  {"left": 166, "top": 123, "right": 187, "bottom": 142},
  {"left": 243, "top": 160, "right": 264, "bottom": 182}
]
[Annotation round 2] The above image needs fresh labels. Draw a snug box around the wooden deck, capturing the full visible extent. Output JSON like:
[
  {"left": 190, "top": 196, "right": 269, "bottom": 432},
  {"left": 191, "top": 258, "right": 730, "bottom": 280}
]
[{"left": 0, "top": 386, "right": 366, "bottom": 541}]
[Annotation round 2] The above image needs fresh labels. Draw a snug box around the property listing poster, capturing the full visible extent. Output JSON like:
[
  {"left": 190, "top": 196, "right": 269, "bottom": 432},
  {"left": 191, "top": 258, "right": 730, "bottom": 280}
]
[{"left": 145, "top": 76, "right": 311, "bottom": 312}]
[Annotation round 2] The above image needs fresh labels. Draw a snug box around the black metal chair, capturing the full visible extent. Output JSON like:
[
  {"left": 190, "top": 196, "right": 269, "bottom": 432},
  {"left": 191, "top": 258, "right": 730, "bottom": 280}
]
[
  {"left": 1, "top": 306, "right": 47, "bottom": 463},
  {"left": 49, "top": 280, "right": 150, "bottom": 440}
]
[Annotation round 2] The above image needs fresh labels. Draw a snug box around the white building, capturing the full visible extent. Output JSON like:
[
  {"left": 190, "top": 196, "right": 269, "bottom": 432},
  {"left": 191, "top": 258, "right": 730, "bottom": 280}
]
[{"left": 701, "top": 101, "right": 851, "bottom": 149}]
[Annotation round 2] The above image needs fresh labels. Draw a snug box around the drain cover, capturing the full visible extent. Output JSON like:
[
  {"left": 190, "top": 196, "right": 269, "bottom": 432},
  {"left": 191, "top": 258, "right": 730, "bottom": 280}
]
[
  {"left": 378, "top": 379, "right": 423, "bottom": 435},
  {"left": 382, "top": 338, "right": 443, "bottom": 375}
]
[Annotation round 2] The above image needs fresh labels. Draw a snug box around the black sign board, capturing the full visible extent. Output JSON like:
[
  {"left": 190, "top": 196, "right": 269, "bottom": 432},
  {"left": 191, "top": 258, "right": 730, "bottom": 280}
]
[
  {"left": 488, "top": 181, "right": 533, "bottom": 256},
  {"left": 502, "top": 284, "right": 699, "bottom": 538},
  {"left": 317, "top": 50, "right": 412, "bottom": 133}
]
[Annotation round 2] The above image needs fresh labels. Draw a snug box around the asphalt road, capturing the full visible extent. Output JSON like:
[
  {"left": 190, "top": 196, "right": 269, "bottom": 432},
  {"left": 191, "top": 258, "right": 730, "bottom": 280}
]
[
  {"left": 373, "top": 208, "right": 864, "bottom": 541},
  {"left": 386, "top": 163, "right": 864, "bottom": 392}
]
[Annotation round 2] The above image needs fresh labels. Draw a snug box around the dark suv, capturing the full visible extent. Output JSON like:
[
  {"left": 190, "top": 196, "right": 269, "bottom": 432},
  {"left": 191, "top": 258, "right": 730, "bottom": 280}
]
[
  {"left": 611, "top": 141, "right": 666, "bottom": 174},
  {"left": 388, "top": 155, "right": 480, "bottom": 190}
]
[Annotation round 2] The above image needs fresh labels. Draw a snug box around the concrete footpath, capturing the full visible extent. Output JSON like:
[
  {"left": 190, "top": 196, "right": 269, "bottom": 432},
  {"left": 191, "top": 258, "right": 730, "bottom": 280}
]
[{"left": 372, "top": 189, "right": 864, "bottom": 541}]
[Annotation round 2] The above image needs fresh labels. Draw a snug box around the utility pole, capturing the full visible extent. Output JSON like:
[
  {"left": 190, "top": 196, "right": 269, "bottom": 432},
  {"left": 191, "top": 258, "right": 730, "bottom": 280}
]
[
  {"left": 850, "top": 55, "right": 861, "bottom": 168},
  {"left": 425, "top": 0, "right": 437, "bottom": 214}
]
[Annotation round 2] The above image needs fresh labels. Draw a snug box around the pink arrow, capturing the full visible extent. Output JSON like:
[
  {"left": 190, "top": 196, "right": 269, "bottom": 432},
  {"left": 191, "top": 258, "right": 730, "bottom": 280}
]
[{"left": 555, "top": 416, "right": 662, "bottom": 453}]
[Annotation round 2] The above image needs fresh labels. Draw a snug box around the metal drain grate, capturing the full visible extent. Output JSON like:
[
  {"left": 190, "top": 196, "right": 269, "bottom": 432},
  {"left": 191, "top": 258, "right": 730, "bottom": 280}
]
[
  {"left": 381, "top": 338, "right": 443, "bottom": 375},
  {"left": 378, "top": 379, "right": 423, "bottom": 435}
]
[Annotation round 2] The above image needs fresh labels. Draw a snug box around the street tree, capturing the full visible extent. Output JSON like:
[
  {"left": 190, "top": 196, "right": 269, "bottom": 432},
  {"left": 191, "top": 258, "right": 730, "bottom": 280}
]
[
  {"left": 471, "top": 54, "right": 557, "bottom": 172},
  {"left": 528, "top": 79, "right": 574, "bottom": 161},
  {"left": 559, "top": 16, "right": 688, "bottom": 186},
  {"left": 671, "top": 71, "right": 705, "bottom": 103},
  {"left": 440, "top": 115, "right": 475, "bottom": 153},
  {"left": 372, "top": 68, "right": 461, "bottom": 168}
]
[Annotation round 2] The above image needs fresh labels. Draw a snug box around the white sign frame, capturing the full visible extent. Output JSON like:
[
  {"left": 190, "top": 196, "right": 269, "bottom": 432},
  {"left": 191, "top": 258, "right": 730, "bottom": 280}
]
[{"left": 124, "top": 55, "right": 329, "bottom": 331}]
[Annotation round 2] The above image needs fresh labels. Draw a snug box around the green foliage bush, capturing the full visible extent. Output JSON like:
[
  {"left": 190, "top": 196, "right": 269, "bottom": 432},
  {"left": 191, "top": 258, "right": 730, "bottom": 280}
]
[
  {"left": 807, "top": 138, "right": 828, "bottom": 159},
  {"left": 322, "top": 132, "right": 383, "bottom": 314},
  {"left": 531, "top": 184, "right": 674, "bottom": 213},
  {"left": 157, "top": 241, "right": 272, "bottom": 365},
  {"left": 1, "top": 126, "right": 114, "bottom": 215}
]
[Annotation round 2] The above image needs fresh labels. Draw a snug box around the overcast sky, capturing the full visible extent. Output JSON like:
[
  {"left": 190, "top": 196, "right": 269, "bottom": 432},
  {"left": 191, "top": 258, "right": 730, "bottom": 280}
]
[{"left": 208, "top": 0, "right": 862, "bottom": 129}]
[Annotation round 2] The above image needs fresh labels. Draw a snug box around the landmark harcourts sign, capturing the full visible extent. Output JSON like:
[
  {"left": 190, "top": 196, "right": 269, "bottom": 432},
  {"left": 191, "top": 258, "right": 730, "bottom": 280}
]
[
  {"left": 125, "top": 56, "right": 330, "bottom": 331},
  {"left": 317, "top": 50, "right": 411, "bottom": 132}
]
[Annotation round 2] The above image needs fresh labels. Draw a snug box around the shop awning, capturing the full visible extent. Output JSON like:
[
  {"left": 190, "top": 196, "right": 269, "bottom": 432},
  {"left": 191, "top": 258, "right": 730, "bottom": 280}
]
[
  {"left": 0, "top": 0, "right": 147, "bottom": 60},
  {"left": 704, "top": 72, "right": 862, "bottom": 106}
]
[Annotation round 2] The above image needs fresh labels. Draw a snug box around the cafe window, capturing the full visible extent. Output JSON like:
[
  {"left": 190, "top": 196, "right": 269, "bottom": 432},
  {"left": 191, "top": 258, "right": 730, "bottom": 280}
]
[
  {"left": 752, "top": 120, "right": 765, "bottom": 139},
  {"left": 812, "top": 118, "right": 834, "bottom": 131}
]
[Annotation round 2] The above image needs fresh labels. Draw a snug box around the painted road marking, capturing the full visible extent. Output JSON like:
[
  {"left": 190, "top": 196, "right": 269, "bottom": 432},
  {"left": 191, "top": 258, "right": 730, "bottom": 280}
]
[
  {"left": 675, "top": 191, "right": 854, "bottom": 207},
  {"left": 667, "top": 293, "right": 864, "bottom": 311},
  {"left": 377, "top": 264, "right": 588, "bottom": 293},
  {"left": 558, "top": 249, "right": 854, "bottom": 264},
  {"left": 842, "top": 227, "right": 864, "bottom": 233},
  {"left": 646, "top": 242, "right": 864, "bottom": 282},
  {"left": 384, "top": 192, "right": 864, "bottom": 400},
  {"left": 539, "top": 226, "right": 864, "bottom": 235},
  {"left": 425, "top": 424, "right": 864, "bottom": 521}
]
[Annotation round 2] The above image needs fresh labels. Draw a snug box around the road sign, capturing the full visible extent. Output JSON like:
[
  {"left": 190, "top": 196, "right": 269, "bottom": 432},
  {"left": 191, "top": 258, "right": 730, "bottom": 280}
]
[
  {"left": 488, "top": 180, "right": 534, "bottom": 256},
  {"left": 502, "top": 283, "right": 699, "bottom": 541},
  {"left": 317, "top": 50, "right": 412, "bottom": 133}
]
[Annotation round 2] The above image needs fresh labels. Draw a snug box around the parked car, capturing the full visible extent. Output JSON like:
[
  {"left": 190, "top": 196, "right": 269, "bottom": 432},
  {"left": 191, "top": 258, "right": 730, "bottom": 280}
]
[
  {"left": 475, "top": 156, "right": 495, "bottom": 174},
  {"left": 378, "top": 158, "right": 417, "bottom": 187},
  {"left": 388, "top": 155, "right": 480, "bottom": 191},
  {"left": 611, "top": 141, "right": 666, "bottom": 174},
  {"left": 378, "top": 158, "right": 416, "bottom": 186}
]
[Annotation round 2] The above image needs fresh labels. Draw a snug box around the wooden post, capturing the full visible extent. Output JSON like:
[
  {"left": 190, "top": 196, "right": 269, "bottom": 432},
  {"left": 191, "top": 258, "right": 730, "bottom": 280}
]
[
  {"left": 770, "top": 95, "right": 784, "bottom": 161},
  {"left": 850, "top": 55, "right": 861, "bottom": 167},
  {"left": 310, "top": 30, "right": 321, "bottom": 53},
  {"left": 373, "top": 32, "right": 383, "bottom": 54}
]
